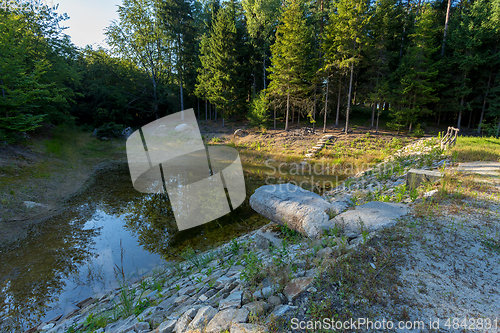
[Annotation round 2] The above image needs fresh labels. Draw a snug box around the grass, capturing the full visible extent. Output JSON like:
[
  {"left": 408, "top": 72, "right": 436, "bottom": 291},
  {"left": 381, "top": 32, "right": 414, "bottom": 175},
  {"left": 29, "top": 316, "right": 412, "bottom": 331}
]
[{"left": 451, "top": 136, "right": 500, "bottom": 162}]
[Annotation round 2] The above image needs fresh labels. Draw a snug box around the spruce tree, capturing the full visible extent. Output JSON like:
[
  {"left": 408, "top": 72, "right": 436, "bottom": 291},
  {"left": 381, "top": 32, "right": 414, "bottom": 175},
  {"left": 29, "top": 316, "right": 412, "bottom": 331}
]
[
  {"left": 268, "top": 0, "right": 312, "bottom": 131},
  {"left": 322, "top": 0, "right": 369, "bottom": 133},
  {"left": 388, "top": 4, "right": 440, "bottom": 133}
]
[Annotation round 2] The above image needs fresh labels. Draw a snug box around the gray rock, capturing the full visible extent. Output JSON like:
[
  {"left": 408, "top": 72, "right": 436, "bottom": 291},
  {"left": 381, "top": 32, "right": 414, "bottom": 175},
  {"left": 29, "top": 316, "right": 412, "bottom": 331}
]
[
  {"left": 242, "top": 301, "right": 269, "bottom": 317},
  {"left": 219, "top": 291, "right": 243, "bottom": 310},
  {"left": 174, "top": 294, "right": 190, "bottom": 306},
  {"left": 154, "top": 319, "right": 176, "bottom": 333},
  {"left": 205, "top": 308, "right": 249, "bottom": 333},
  {"left": 187, "top": 306, "right": 217, "bottom": 331},
  {"left": 253, "top": 234, "right": 270, "bottom": 250},
  {"left": 135, "top": 322, "right": 150, "bottom": 331},
  {"left": 267, "top": 296, "right": 281, "bottom": 307},
  {"left": 109, "top": 316, "right": 138, "bottom": 332},
  {"left": 122, "top": 127, "right": 134, "bottom": 139},
  {"left": 234, "top": 129, "right": 247, "bottom": 137},
  {"left": 215, "top": 276, "right": 236, "bottom": 289},
  {"left": 23, "top": 201, "right": 47, "bottom": 209},
  {"left": 267, "top": 305, "right": 292, "bottom": 320},
  {"left": 328, "top": 201, "right": 409, "bottom": 238},
  {"left": 283, "top": 277, "right": 315, "bottom": 302},
  {"left": 252, "top": 285, "right": 276, "bottom": 300},
  {"left": 41, "top": 323, "right": 55, "bottom": 330},
  {"left": 178, "top": 285, "right": 197, "bottom": 296},
  {"left": 316, "top": 247, "right": 334, "bottom": 259},
  {"left": 328, "top": 201, "right": 349, "bottom": 215},
  {"left": 249, "top": 184, "right": 331, "bottom": 238},
  {"left": 406, "top": 169, "right": 443, "bottom": 190},
  {"left": 230, "top": 323, "right": 269, "bottom": 333},
  {"left": 174, "top": 308, "right": 197, "bottom": 333}
]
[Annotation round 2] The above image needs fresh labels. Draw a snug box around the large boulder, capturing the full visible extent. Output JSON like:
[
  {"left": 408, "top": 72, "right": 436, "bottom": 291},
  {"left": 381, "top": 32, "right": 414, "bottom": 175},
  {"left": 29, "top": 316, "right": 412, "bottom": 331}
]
[
  {"left": 249, "top": 184, "right": 333, "bottom": 238},
  {"left": 326, "top": 201, "right": 409, "bottom": 238}
]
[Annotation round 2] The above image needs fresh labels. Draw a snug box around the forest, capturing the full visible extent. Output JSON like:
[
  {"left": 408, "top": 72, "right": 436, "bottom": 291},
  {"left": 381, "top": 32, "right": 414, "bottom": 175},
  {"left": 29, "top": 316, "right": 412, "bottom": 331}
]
[{"left": 1, "top": 0, "right": 499, "bottom": 143}]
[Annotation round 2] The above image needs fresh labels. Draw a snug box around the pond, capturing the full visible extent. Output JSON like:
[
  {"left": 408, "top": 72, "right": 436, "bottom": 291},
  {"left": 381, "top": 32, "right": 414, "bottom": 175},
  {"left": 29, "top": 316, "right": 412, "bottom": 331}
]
[{"left": 0, "top": 160, "right": 341, "bottom": 331}]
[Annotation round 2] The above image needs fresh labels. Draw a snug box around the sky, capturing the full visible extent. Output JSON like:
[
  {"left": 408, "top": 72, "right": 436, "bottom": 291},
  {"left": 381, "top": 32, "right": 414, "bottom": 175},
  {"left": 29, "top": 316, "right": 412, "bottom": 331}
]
[{"left": 54, "top": 0, "right": 122, "bottom": 49}]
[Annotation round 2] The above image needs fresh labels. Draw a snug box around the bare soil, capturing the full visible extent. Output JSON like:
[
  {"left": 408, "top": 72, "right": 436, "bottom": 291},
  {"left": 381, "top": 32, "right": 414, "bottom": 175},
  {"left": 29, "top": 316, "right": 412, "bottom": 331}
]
[{"left": 0, "top": 127, "right": 127, "bottom": 247}]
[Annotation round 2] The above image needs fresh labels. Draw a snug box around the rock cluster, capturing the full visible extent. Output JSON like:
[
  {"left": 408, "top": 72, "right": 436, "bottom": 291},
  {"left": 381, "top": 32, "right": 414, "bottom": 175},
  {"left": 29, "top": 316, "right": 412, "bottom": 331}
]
[
  {"left": 304, "top": 134, "right": 334, "bottom": 159},
  {"left": 40, "top": 225, "right": 323, "bottom": 333}
]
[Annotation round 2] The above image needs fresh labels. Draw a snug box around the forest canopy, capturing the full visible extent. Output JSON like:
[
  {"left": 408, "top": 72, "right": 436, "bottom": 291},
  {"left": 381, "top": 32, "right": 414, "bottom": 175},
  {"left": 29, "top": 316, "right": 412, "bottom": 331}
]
[{"left": 1, "top": 0, "right": 499, "bottom": 142}]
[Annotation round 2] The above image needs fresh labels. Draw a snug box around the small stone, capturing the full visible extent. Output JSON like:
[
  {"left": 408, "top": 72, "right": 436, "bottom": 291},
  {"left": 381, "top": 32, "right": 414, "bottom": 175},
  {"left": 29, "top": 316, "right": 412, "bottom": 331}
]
[
  {"left": 198, "top": 294, "right": 208, "bottom": 302},
  {"left": 267, "top": 305, "right": 291, "bottom": 320},
  {"left": 306, "top": 287, "right": 317, "bottom": 293},
  {"left": 187, "top": 306, "right": 217, "bottom": 331},
  {"left": 230, "top": 323, "right": 269, "bottom": 333},
  {"left": 283, "top": 277, "right": 315, "bottom": 303},
  {"left": 242, "top": 301, "right": 269, "bottom": 317},
  {"left": 41, "top": 323, "right": 55, "bottom": 330},
  {"left": 267, "top": 296, "right": 282, "bottom": 307},
  {"left": 154, "top": 319, "right": 176, "bottom": 333},
  {"left": 205, "top": 308, "right": 249, "bottom": 333},
  {"left": 219, "top": 291, "right": 242, "bottom": 310},
  {"left": 215, "top": 276, "right": 236, "bottom": 289},
  {"left": 316, "top": 247, "right": 333, "bottom": 259},
  {"left": 174, "top": 308, "right": 197, "bottom": 333},
  {"left": 174, "top": 294, "right": 190, "bottom": 306},
  {"left": 135, "top": 322, "right": 150, "bottom": 331}
]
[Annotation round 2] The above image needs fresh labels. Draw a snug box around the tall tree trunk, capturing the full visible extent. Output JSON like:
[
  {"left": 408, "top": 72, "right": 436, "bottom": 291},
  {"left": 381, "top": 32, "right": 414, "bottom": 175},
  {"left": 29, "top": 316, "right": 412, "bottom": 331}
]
[
  {"left": 441, "top": 0, "right": 452, "bottom": 56},
  {"left": 205, "top": 98, "right": 208, "bottom": 124},
  {"left": 215, "top": 106, "right": 217, "bottom": 122},
  {"left": 323, "top": 77, "right": 329, "bottom": 133},
  {"left": 297, "top": 107, "right": 300, "bottom": 128},
  {"left": 467, "top": 109, "right": 473, "bottom": 129},
  {"left": 478, "top": 72, "right": 492, "bottom": 133},
  {"left": 313, "top": 84, "right": 317, "bottom": 130},
  {"left": 180, "top": 76, "right": 184, "bottom": 111},
  {"left": 197, "top": 98, "right": 200, "bottom": 120},
  {"left": 263, "top": 55, "right": 266, "bottom": 91},
  {"left": 376, "top": 102, "right": 380, "bottom": 133},
  {"left": 371, "top": 103, "right": 376, "bottom": 127},
  {"left": 437, "top": 110, "right": 441, "bottom": 125},
  {"left": 457, "top": 96, "right": 464, "bottom": 129},
  {"left": 286, "top": 86, "right": 290, "bottom": 131},
  {"left": 345, "top": 63, "right": 354, "bottom": 134},
  {"left": 336, "top": 76, "right": 341, "bottom": 127},
  {"left": 274, "top": 102, "right": 276, "bottom": 129},
  {"left": 496, "top": 119, "right": 500, "bottom": 139}
]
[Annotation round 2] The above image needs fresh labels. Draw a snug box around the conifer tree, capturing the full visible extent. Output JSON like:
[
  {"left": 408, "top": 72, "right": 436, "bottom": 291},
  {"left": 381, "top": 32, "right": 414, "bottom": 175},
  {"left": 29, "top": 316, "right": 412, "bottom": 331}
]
[
  {"left": 388, "top": 4, "right": 440, "bottom": 133},
  {"left": 322, "top": 0, "right": 369, "bottom": 133},
  {"left": 268, "top": 0, "right": 312, "bottom": 131},
  {"left": 195, "top": 3, "right": 248, "bottom": 125}
]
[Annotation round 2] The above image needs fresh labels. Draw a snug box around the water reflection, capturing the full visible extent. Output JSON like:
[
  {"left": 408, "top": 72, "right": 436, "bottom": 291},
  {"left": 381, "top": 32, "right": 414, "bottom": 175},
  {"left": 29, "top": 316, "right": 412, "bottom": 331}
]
[{"left": 0, "top": 164, "right": 272, "bottom": 331}]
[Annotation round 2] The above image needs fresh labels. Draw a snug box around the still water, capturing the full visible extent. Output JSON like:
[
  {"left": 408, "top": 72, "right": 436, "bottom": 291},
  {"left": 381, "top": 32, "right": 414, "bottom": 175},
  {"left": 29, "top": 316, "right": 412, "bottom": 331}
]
[{"left": 0, "top": 161, "right": 338, "bottom": 331}]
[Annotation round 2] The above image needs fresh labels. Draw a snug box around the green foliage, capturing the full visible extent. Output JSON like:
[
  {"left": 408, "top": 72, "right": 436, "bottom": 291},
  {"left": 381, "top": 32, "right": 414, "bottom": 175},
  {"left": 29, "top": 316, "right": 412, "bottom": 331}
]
[
  {"left": 0, "top": 8, "right": 77, "bottom": 142},
  {"left": 268, "top": 0, "right": 312, "bottom": 130},
  {"left": 196, "top": 2, "right": 249, "bottom": 122},
  {"left": 241, "top": 251, "right": 264, "bottom": 286},
  {"left": 247, "top": 91, "right": 269, "bottom": 128}
]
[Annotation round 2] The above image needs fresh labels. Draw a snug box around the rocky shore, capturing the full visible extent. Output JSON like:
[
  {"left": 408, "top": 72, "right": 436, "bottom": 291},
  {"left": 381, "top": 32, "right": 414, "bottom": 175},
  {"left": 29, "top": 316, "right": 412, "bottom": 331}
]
[{"left": 28, "top": 137, "right": 454, "bottom": 333}]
